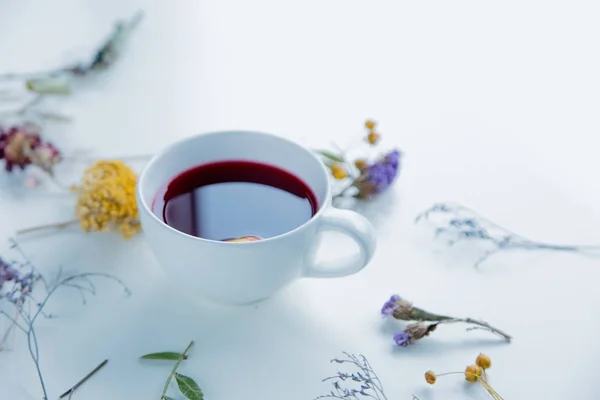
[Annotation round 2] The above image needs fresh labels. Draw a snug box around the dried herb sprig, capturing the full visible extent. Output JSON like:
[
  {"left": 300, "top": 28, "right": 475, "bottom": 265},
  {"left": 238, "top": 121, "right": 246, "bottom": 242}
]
[
  {"left": 314, "top": 119, "right": 401, "bottom": 203},
  {"left": 0, "top": 238, "right": 130, "bottom": 399},
  {"left": 0, "top": 11, "right": 144, "bottom": 94},
  {"left": 381, "top": 295, "right": 512, "bottom": 347},
  {"left": 140, "top": 341, "right": 204, "bottom": 400},
  {"left": 315, "top": 352, "right": 388, "bottom": 400},
  {"left": 425, "top": 353, "right": 503, "bottom": 399},
  {"left": 416, "top": 202, "right": 600, "bottom": 268}
]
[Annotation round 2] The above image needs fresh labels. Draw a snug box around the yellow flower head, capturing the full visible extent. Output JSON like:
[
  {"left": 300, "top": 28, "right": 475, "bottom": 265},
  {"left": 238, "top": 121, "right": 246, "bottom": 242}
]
[
  {"left": 367, "top": 132, "right": 381, "bottom": 145},
  {"left": 365, "top": 119, "right": 377, "bottom": 130},
  {"left": 464, "top": 365, "right": 482, "bottom": 382},
  {"left": 476, "top": 353, "right": 492, "bottom": 370},
  {"left": 330, "top": 164, "right": 347, "bottom": 180},
  {"left": 424, "top": 371, "right": 436, "bottom": 385},
  {"left": 72, "top": 160, "right": 140, "bottom": 238}
]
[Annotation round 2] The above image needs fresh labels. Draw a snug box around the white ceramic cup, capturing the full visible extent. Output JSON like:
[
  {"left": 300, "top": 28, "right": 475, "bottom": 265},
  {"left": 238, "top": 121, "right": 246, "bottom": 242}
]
[{"left": 136, "top": 130, "right": 377, "bottom": 305}]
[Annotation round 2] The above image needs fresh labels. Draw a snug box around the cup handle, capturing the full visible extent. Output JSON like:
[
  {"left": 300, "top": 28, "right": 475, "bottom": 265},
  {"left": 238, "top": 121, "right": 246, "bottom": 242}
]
[{"left": 303, "top": 207, "right": 377, "bottom": 278}]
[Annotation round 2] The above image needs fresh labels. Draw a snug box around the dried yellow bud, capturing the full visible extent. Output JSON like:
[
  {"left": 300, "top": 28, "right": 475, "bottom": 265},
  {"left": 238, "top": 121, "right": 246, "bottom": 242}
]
[
  {"left": 330, "top": 164, "right": 347, "bottom": 180},
  {"left": 365, "top": 119, "right": 376, "bottom": 130},
  {"left": 464, "top": 365, "right": 482, "bottom": 382},
  {"left": 354, "top": 159, "right": 367, "bottom": 171},
  {"left": 367, "top": 132, "right": 380, "bottom": 145},
  {"left": 476, "top": 353, "right": 492, "bottom": 370},
  {"left": 424, "top": 371, "right": 436, "bottom": 385}
]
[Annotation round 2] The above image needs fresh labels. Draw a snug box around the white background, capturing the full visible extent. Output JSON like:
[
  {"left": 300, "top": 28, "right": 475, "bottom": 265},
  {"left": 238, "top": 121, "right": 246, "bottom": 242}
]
[{"left": 1, "top": 1, "right": 600, "bottom": 399}]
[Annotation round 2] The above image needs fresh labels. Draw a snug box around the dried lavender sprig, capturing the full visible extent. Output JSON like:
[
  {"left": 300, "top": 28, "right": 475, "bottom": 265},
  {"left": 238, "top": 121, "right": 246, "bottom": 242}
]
[
  {"left": 0, "top": 11, "right": 143, "bottom": 83},
  {"left": 0, "top": 238, "right": 130, "bottom": 400},
  {"left": 415, "top": 202, "right": 600, "bottom": 267},
  {"left": 315, "top": 352, "right": 388, "bottom": 400},
  {"left": 382, "top": 295, "right": 512, "bottom": 347}
]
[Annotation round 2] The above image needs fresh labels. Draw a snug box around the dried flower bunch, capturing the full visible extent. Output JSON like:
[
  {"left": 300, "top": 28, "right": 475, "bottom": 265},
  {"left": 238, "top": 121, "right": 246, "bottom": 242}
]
[
  {"left": 17, "top": 160, "right": 141, "bottom": 239},
  {"left": 0, "top": 239, "right": 129, "bottom": 399},
  {"left": 0, "top": 124, "right": 61, "bottom": 175},
  {"left": 425, "top": 353, "right": 503, "bottom": 399},
  {"left": 416, "top": 202, "right": 600, "bottom": 267},
  {"left": 315, "top": 120, "right": 401, "bottom": 201},
  {"left": 315, "top": 352, "right": 389, "bottom": 400},
  {"left": 140, "top": 341, "right": 204, "bottom": 400},
  {"left": 381, "top": 294, "right": 512, "bottom": 347}
]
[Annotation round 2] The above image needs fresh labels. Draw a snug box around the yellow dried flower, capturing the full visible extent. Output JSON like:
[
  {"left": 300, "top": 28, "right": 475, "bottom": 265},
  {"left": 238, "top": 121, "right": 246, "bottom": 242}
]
[
  {"left": 71, "top": 160, "right": 140, "bottom": 238},
  {"left": 425, "top": 371, "right": 436, "bottom": 385},
  {"left": 330, "top": 164, "right": 347, "bottom": 180},
  {"left": 476, "top": 353, "right": 492, "bottom": 370},
  {"left": 464, "top": 365, "right": 482, "bottom": 382},
  {"left": 365, "top": 119, "right": 376, "bottom": 130},
  {"left": 367, "top": 132, "right": 381, "bottom": 145},
  {"left": 354, "top": 159, "right": 367, "bottom": 171}
]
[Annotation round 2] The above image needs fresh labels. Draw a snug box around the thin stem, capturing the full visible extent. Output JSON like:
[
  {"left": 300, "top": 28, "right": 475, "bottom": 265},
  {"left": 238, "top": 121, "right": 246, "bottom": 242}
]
[
  {"left": 161, "top": 340, "right": 194, "bottom": 399},
  {"left": 439, "top": 318, "right": 512, "bottom": 342},
  {"left": 0, "top": 309, "right": 27, "bottom": 334},
  {"left": 59, "top": 359, "right": 108, "bottom": 398},
  {"left": 16, "top": 220, "right": 79, "bottom": 236},
  {"left": 434, "top": 371, "right": 464, "bottom": 377},
  {"left": 478, "top": 378, "right": 503, "bottom": 400},
  {"left": 27, "top": 326, "right": 48, "bottom": 400}
]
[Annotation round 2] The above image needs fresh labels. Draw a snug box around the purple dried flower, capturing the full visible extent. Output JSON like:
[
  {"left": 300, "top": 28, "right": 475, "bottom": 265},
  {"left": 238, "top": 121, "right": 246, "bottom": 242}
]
[
  {"left": 393, "top": 331, "right": 411, "bottom": 347},
  {"left": 381, "top": 294, "right": 401, "bottom": 317},
  {"left": 356, "top": 150, "right": 401, "bottom": 199}
]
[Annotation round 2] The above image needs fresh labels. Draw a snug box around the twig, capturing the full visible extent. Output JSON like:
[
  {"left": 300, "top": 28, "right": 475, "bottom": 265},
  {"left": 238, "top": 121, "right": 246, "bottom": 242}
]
[
  {"left": 161, "top": 341, "right": 194, "bottom": 399},
  {"left": 439, "top": 318, "right": 512, "bottom": 342},
  {"left": 59, "top": 359, "right": 108, "bottom": 399}
]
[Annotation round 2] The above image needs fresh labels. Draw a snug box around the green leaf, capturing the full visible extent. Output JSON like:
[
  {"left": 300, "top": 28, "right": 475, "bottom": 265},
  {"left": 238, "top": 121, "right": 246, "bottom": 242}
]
[
  {"left": 314, "top": 149, "right": 343, "bottom": 163},
  {"left": 140, "top": 352, "right": 188, "bottom": 360},
  {"left": 175, "top": 373, "right": 204, "bottom": 400}
]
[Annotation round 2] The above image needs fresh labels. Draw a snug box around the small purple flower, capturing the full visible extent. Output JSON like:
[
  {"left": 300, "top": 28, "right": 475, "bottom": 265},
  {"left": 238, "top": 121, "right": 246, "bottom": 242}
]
[
  {"left": 393, "top": 331, "right": 411, "bottom": 347},
  {"left": 356, "top": 150, "right": 401, "bottom": 198},
  {"left": 381, "top": 294, "right": 401, "bottom": 317}
]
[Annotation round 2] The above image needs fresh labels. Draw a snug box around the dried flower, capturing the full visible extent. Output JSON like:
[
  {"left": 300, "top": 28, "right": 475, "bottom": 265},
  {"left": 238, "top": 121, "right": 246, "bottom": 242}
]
[
  {"left": 354, "top": 159, "right": 367, "bottom": 171},
  {"left": 464, "top": 365, "right": 482, "bottom": 382},
  {"left": 366, "top": 132, "right": 380, "bottom": 145},
  {"left": 476, "top": 353, "right": 492, "bottom": 370},
  {"left": 0, "top": 125, "right": 61, "bottom": 174},
  {"left": 393, "top": 331, "right": 411, "bottom": 347},
  {"left": 426, "top": 353, "right": 503, "bottom": 399},
  {"left": 316, "top": 352, "right": 389, "bottom": 400},
  {"left": 72, "top": 160, "right": 140, "bottom": 238},
  {"left": 355, "top": 150, "right": 401, "bottom": 199},
  {"left": 381, "top": 293, "right": 512, "bottom": 346},
  {"left": 314, "top": 120, "right": 401, "bottom": 203},
  {"left": 415, "top": 202, "right": 600, "bottom": 268},
  {"left": 330, "top": 164, "right": 347, "bottom": 180},
  {"left": 0, "top": 239, "right": 129, "bottom": 400},
  {"left": 424, "top": 371, "right": 436, "bottom": 385}
]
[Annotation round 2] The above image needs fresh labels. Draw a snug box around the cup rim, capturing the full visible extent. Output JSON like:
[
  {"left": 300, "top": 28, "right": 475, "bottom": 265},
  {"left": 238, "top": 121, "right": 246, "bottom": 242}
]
[{"left": 137, "top": 130, "right": 332, "bottom": 245}]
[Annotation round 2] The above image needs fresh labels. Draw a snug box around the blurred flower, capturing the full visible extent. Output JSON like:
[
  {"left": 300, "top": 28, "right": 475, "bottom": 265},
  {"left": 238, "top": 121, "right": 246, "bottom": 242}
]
[
  {"left": 72, "top": 160, "right": 140, "bottom": 238},
  {"left": 367, "top": 131, "right": 380, "bottom": 145},
  {"left": 476, "top": 353, "right": 492, "bottom": 369},
  {"left": 425, "top": 371, "right": 436, "bottom": 385},
  {"left": 0, "top": 258, "right": 37, "bottom": 306},
  {"left": 355, "top": 150, "right": 401, "bottom": 199},
  {"left": 393, "top": 331, "right": 411, "bottom": 347},
  {"left": 315, "top": 119, "right": 402, "bottom": 203},
  {"left": 381, "top": 294, "right": 401, "bottom": 316},
  {"left": 330, "top": 164, "right": 347, "bottom": 180},
  {"left": 26, "top": 77, "right": 71, "bottom": 95},
  {"left": 0, "top": 125, "right": 61, "bottom": 174}
]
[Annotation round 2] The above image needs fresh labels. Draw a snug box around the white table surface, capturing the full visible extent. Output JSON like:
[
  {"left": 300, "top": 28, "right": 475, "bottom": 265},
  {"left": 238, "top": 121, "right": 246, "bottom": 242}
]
[{"left": 1, "top": 1, "right": 600, "bottom": 399}]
